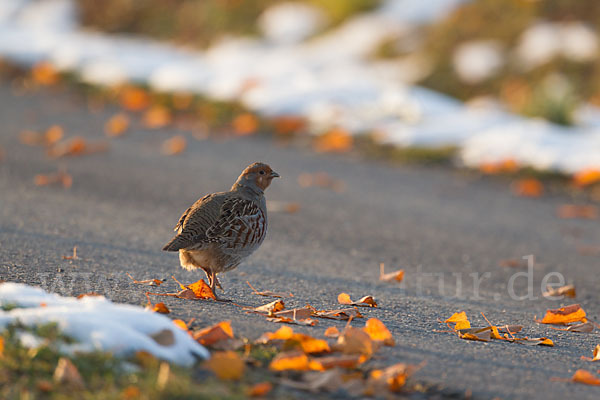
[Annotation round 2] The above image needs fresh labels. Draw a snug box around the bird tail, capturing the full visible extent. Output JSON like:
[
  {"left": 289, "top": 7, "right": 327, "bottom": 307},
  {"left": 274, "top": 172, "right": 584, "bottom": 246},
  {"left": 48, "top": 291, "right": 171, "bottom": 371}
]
[{"left": 162, "top": 237, "right": 181, "bottom": 251}]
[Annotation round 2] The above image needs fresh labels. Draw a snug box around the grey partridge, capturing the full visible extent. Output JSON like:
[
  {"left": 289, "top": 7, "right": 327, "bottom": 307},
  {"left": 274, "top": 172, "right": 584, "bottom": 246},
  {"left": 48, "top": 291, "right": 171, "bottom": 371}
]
[{"left": 162, "top": 162, "right": 279, "bottom": 298}]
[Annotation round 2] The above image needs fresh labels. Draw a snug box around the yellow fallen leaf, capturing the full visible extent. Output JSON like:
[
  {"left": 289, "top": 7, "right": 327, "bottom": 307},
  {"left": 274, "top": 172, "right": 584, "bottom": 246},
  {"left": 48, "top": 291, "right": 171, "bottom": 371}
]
[
  {"left": 337, "top": 293, "right": 377, "bottom": 307},
  {"left": 445, "top": 311, "right": 468, "bottom": 324},
  {"left": 205, "top": 351, "right": 244, "bottom": 380},
  {"left": 172, "top": 319, "right": 189, "bottom": 332},
  {"left": 582, "top": 345, "right": 600, "bottom": 362},
  {"left": 337, "top": 293, "right": 352, "bottom": 305},
  {"left": 152, "top": 302, "right": 170, "bottom": 314}
]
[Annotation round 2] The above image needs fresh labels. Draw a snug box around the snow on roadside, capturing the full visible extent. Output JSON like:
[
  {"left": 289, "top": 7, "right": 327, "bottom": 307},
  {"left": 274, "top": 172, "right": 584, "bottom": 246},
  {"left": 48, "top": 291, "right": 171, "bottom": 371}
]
[
  {"left": 0, "top": 0, "right": 598, "bottom": 174},
  {"left": 0, "top": 282, "right": 209, "bottom": 365}
]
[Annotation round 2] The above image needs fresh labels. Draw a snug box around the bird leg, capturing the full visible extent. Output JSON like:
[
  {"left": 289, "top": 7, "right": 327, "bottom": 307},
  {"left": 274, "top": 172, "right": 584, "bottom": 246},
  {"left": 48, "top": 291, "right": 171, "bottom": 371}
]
[{"left": 210, "top": 270, "right": 231, "bottom": 302}]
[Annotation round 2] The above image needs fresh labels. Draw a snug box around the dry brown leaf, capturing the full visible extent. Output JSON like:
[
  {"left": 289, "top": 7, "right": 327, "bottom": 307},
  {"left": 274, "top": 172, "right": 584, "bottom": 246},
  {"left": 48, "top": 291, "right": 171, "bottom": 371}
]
[
  {"left": 104, "top": 113, "right": 130, "bottom": 137},
  {"left": 336, "top": 327, "right": 373, "bottom": 358},
  {"left": 497, "top": 325, "right": 523, "bottom": 334},
  {"left": 247, "top": 382, "right": 273, "bottom": 397},
  {"left": 337, "top": 293, "right": 377, "bottom": 307},
  {"left": 161, "top": 135, "right": 187, "bottom": 156},
  {"left": 193, "top": 321, "right": 234, "bottom": 346},
  {"left": 205, "top": 351, "right": 245, "bottom": 380},
  {"left": 232, "top": 112, "right": 259, "bottom": 136},
  {"left": 379, "top": 263, "right": 404, "bottom": 283},
  {"left": 543, "top": 284, "right": 576, "bottom": 298},
  {"left": 314, "top": 128, "right": 353, "bottom": 153},
  {"left": 363, "top": 318, "right": 395, "bottom": 346},
  {"left": 368, "top": 363, "right": 419, "bottom": 393},
  {"left": 536, "top": 304, "right": 587, "bottom": 325},
  {"left": 246, "top": 281, "right": 293, "bottom": 298},
  {"left": 557, "top": 204, "right": 598, "bottom": 220},
  {"left": 582, "top": 345, "right": 600, "bottom": 361},
  {"left": 312, "top": 307, "right": 363, "bottom": 321},
  {"left": 550, "top": 322, "right": 594, "bottom": 333},
  {"left": 269, "top": 351, "right": 311, "bottom": 371},
  {"left": 511, "top": 178, "right": 544, "bottom": 197},
  {"left": 53, "top": 358, "right": 85, "bottom": 389}
]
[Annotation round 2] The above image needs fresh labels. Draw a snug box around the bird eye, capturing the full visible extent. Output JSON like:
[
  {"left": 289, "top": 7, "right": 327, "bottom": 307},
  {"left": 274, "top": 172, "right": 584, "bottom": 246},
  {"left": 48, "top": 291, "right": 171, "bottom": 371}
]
[{"left": 259, "top": 170, "right": 265, "bottom": 175}]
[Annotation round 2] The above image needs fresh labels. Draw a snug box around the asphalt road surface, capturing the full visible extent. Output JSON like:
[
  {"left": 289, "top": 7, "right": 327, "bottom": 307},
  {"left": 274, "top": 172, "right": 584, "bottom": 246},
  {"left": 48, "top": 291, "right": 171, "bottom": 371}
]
[{"left": 1, "top": 82, "right": 600, "bottom": 399}]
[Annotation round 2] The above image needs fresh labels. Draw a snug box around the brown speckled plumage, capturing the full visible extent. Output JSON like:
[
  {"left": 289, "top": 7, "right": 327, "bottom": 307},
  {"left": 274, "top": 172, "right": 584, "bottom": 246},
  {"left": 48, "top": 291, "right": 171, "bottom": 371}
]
[{"left": 162, "top": 162, "right": 279, "bottom": 296}]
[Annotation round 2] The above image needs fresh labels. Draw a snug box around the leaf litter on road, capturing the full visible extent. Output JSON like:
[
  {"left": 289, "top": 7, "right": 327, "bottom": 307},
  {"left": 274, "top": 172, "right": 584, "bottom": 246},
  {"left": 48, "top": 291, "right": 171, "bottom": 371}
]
[{"left": 337, "top": 293, "right": 377, "bottom": 307}]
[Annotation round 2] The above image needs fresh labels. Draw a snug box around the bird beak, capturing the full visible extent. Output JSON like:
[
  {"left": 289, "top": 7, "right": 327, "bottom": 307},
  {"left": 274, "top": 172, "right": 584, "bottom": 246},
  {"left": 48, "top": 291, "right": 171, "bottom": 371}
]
[{"left": 270, "top": 171, "right": 280, "bottom": 178}]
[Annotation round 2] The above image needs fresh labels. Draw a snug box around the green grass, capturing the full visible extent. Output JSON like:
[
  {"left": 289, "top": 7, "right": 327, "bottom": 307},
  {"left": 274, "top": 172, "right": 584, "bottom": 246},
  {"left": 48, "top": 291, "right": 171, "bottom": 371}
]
[{"left": 75, "top": 0, "right": 380, "bottom": 48}]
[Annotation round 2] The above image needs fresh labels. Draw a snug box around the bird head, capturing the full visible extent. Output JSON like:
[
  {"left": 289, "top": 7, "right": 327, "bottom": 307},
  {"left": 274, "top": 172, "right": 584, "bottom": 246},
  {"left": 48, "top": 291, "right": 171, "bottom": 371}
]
[{"left": 233, "top": 162, "right": 280, "bottom": 192}]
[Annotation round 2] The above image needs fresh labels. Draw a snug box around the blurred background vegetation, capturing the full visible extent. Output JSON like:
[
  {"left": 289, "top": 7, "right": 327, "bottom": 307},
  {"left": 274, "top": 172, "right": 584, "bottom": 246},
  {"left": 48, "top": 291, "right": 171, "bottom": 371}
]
[{"left": 75, "top": 0, "right": 600, "bottom": 126}]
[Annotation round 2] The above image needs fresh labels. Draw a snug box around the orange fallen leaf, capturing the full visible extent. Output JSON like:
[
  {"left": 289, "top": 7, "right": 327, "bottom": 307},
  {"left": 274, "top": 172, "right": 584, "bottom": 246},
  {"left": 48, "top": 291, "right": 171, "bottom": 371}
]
[
  {"left": 363, "top": 318, "right": 395, "bottom": 346},
  {"left": 324, "top": 326, "right": 340, "bottom": 338},
  {"left": 536, "top": 304, "right": 587, "bottom": 325},
  {"left": 193, "top": 321, "right": 234, "bottom": 346},
  {"left": 172, "top": 319, "right": 189, "bottom": 331},
  {"left": 232, "top": 113, "right": 259, "bottom": 136},
  {"left": 379, "top": 263, "right": 404, "bottom": 283},
  {"left": 120, "top": 87, "right": 150, "bottom": 111},
  {"left": 161, "top": 135, "right": 187, "bottom": 155},
  {"left": 557, "top": 204, "right": 598, "bottom": 220},
  {"left": 314, "top": 127, "right": 353, "bottom": 153},
  {"left": 260, "top": 325, "right": 295, "bottom": 342},
  {"left": 205, "top": 351, "right": 245, "bottom": 380},
  {"left": 45, "top": 125, "right": 64, "bottom": 145},
  {"left": 253, "top": 299, "right": 286, "bottom": 315},
  {"left": 582, "top": 345, "right": 600, "bottom": 361},
  {"left": 62, "top": 247, "right": 78, "bottom": 260},
  {"left": 32, "top": 61, "right": 59, "bottom": 86},
  {"left": 308, "top": 354, "right": 362, "bottom": 371},
  {"left": 152, "top": 302, "right": 170, "bottom": 314},
  {"left": 272, "top": 115, "right": 306, "bottom": 135},
  {"left": 337, "top": 293, "right": 377, "bottom": 307},
  {"left": 104, "top": 113, "right": 130, "bottom": 137},
  {"left": 543, "top": 284, "right": 576, "bottom": 298},
  {"left": 247, "top": 382, "right": 273, "bottom": 397},
  {"left": 511, "top": 178, "right": 543, "bottom": 197},
  {"left": 269, "top": 351, "right": 310, "bottom": 371},
  {"left": 573, "top": 169, "right": 600, "bottom": 187},
  {"left": 172, "top": 276, "right": 216, "bottom": 300},
  {"left": 571, "top": 369, "right": 600, "bottom": 386}
]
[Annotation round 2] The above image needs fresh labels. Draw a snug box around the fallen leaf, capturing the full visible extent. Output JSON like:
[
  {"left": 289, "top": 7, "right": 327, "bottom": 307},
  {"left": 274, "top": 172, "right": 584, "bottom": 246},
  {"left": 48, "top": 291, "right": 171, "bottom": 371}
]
[
  {"left": 511, "top": 178, "right": 544, "bottom": 197},
  {"left": 269, "top": 351, "right": 311, "bottom": 371},
  {"left": 557, "top": 204, "right": 598, "bottom": 220},
  {"left": 368, "top": 363, "right": 419, "bottom": 393},
  {"left": 76, "top": 292, "right": 101, "bottom": 299},
  {"left": 62, "top": 247, "right": 78, "bottom": 260},
  {"left": 308, "top": 354, "right": 362, "bottom": 371},
  {"left": 551, "top": 322, "right": 594, "bottom": 333},
  {"left": 314, "top": 128, "right": 353, "bottom": 153},
  {"left": 379, "top": 263, "right": 404, "bottom": 282},
  {"left": 35, "top": 169, "right": 73, "bottom": 189},
  {"left": 48, "top": 136, "right": 108, "bottom": 158},
  {"left": 44, "top": 125, "right": 64, "bottom": 145},
  {"left": 121, "top": 385, "right": 141, "bottom": 399},
  {"left": 571, "top": 369, "right": 600, "bottom": 386},
  {"left": 479, "top": 159, "right": 518, "bottom": 174},
  {"left": 537, "top": 304, "right": 587, "bottom": 325},
  {"left": 193, "top": 321, "right": 234, "bottom": 346},
  {"left": 161, "top": 135, "right": 187, "bottom": 155},
  {"left": 120, "top": 87, "right": 150, "bottom": 111},
  {"left": 0, "top": 336, "right": 4, "bottom": 357},
  {"left": 363, "top": 318, "right": 395, "bottom": 346},
  {"left": 32, "top": 61, "right": 59, "bottom": 85},
  {"left": 336, "top": 327, "right": 373, "bottom": 358},
  {"left": 272, "top": 115, "right": 306, "bottom": 135},
  {"left": 247, "top": 382, "right": 273, "bottom": 397},
  {"left": 172, "top": 319, "right": 189, "bottom": 331},
  {"left": 259, "top": 325, "right": 295, "bottom": 342},
  {"left": 254, "top": 300, "right": 286, "bottom": 315},
  {"left": 152, "top": 302, "right": 170, "bottom": 314},
  {"left": 312, "top": 308, "right": 363, "bottom": 320},
  {"left": 337, "top": 293, "right": 377, "bottom": 307},
  {"left": 246, "top": 281, "right": 293, "bottom": 298},
  {"left": 172, "top": 276, "right": 216, "bottom": 300},
  {"left": 143, "top": 106, "right": 172, "bottom": 129},
  {"left": 582, "top": 345, "right": 600, "bottom": 362},
  {"left": 126, "top": 272, "right": 164, "bottom": 286},
  {"left": 573, "top": 169, "right": 600, "bottom": 187},
  {"left": 104, "top": 113, "right": 130, "bottom": 137},
  {"left": 518, "top": 337, "right": 554, "bottom": 346},
  {"left": 53, "top": 358, "right": 85, "bottom": 389},
  {"left": 543, "top": 284, "right": 576, "bottom": 298},
  {"left": 232, "top": 113, "right": 259, "bottom": 136},
  {"left": 205, "top": 351, "right": 245, "bottom": 380},
  {"left": 497, "top": 325, "right": 523, "bottom": 334},
  {"left": 324, "top": 326, "right": 340, "bottom": 338}
]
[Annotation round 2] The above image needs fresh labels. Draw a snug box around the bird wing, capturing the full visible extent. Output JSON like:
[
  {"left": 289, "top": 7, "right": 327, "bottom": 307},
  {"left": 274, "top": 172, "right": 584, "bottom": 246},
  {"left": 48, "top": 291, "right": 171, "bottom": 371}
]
[
  {"left": 162, "top": 193, "right": 225, "bottom": 251},
  {"left": 205, "top": 197, "right": 267, "bottom": 250}
]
